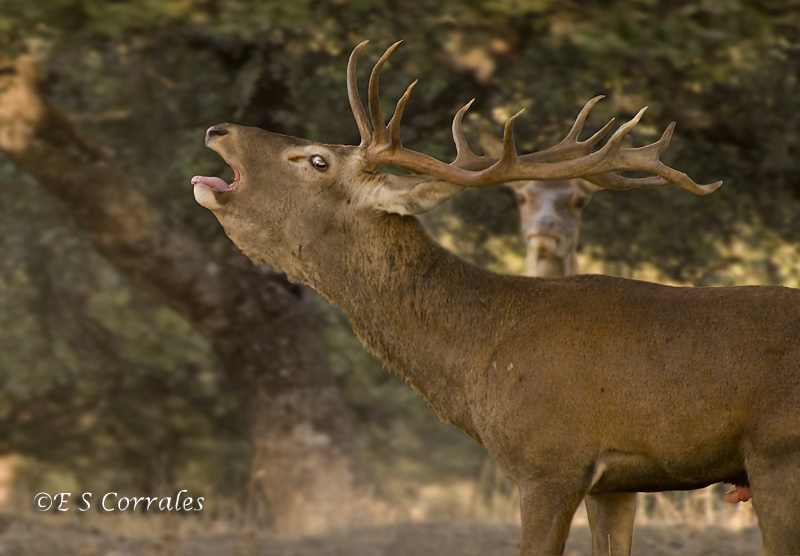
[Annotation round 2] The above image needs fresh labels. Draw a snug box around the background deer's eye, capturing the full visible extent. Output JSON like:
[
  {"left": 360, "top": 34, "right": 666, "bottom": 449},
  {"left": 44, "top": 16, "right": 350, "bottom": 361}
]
[
  {"left": 515, "top": 193, "right": 526, "bottom": 204},
  {"left": 573, "top": 195, "right": 588, "bottom": 209},
  {"left": 310, "top": 155, "right": 328, "bottom": 170}
]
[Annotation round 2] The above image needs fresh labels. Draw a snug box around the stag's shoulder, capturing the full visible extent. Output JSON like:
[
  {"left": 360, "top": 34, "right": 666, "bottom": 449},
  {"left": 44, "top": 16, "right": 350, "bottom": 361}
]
[
  {"left": 514, "top": 274, "right": 800, "bottom": 313},
  {"left": 559, "top": 274, "right": 799, "bottom": 295}
]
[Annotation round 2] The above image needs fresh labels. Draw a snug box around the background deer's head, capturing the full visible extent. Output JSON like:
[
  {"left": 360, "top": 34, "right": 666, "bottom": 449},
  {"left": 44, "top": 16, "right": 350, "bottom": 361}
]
[{"left": 479, "top": 129, "right": 602, "bottom": 273}]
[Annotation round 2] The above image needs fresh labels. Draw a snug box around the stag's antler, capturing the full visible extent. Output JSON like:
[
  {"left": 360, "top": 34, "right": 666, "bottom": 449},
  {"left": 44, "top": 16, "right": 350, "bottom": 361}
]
[{"left": 347, "top": 41, "right": 721, "bottom": 195}]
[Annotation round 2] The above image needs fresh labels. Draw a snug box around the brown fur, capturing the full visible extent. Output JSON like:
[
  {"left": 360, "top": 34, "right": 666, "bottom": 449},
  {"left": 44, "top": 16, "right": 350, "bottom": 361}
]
[
  {"left": 482, "top": 127, "right": 637, "bottom": 554},
  {"left": 194, "top": 124, "right": 800, "bottom": 555}
]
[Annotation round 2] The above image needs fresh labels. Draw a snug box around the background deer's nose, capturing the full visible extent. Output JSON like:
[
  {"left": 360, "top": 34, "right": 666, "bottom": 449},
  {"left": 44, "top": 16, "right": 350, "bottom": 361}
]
[
  {"left": 536, "top": 217, "right": 559, "bottom": 231},
  {"left": 205, "top": 125, "right": 229, "bottom": 145}
]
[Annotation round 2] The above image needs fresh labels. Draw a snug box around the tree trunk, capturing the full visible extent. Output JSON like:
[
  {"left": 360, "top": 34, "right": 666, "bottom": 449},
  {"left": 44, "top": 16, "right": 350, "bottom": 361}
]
[{"left": 0, "top": 54, "right": 369, "bottom": 535}]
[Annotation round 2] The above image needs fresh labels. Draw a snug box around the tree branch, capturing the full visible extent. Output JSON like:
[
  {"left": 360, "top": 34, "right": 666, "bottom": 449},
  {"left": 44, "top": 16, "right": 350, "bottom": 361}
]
[{"left": 0, "top": 54, "right": 290, "bottom": 336}]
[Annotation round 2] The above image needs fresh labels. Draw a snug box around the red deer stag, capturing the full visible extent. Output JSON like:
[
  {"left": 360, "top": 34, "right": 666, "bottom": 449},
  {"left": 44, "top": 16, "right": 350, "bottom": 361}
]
[{"left": 192, "top": 42, "right": 798, "bottom": 556}]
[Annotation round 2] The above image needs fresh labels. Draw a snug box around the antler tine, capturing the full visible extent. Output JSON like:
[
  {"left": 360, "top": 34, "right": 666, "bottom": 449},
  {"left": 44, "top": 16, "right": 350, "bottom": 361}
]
[
  {"left": 518, "top": 96, "right": 613, "bottom": 164},
  {"left": 648, "top": 121, "right": 675, "bottom": 157},
  {"left": 591, "top": 106, "right": 647, "bottom": 159},
  {"left": 452, "top": 99, "right": 483, "bottom": 166},
  {"left": 387, "top": 80, "right": 417, "bottom": 147},
  {"left": 567, "top": 96, "right": 615, "bottom": 151},
  {"left": 501, "top": 109, "right": 525, "bottom": 165},
  {"left": 613, "top": 121, "right": 674, "bottom": 167},
  {"left": 563, "top": 95, "right": 604, "bottom": 142},
  {"left": 368, "top": 41, "right": 403, "bottom": 146},
  {"left": 590, "top": 121, "right": 722, "bottom": 195},
  {"left": 584, "top": 118, "right": 616, "bottom": 150},
  {"left": 348, "top": 40, "right": 373, "bottom": 147}
]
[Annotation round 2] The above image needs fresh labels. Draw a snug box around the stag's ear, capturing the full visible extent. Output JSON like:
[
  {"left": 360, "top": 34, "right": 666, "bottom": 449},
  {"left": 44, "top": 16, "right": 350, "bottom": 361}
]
[{"left": 367, "top": 174, "right": 464, "bottom": 216}]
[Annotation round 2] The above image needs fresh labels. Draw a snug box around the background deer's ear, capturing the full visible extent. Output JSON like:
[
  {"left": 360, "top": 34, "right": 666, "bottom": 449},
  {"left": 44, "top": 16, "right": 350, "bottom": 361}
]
[
  {"left": 478, "top": 125, "right": 525, "bottom": 194},
  {"left": 369, "top": 174, "right": 465, "bottom": 216},
  {"left": 478, "top": 123, "right": 504, "bottom": 159},
  {"left": 575, "top": 178, "right": 604, "bottom": 195}
]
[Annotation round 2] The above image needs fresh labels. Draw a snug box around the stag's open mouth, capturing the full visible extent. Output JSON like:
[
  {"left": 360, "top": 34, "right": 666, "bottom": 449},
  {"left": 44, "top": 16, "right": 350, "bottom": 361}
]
[{"left": 191, "top": 165, "right": 241, "bottom": 192}]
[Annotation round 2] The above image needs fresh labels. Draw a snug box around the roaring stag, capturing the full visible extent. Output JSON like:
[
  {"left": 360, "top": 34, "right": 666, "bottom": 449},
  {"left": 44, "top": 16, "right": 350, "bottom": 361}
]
[{"left": 192, "top": 42, "right": 797, "bottom": 555}]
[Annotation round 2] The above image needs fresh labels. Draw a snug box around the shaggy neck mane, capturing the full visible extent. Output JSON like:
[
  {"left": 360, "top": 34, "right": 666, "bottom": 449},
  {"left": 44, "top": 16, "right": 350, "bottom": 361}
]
[{"left": 300, "top": 213, "right": 532, "bottom": 437}]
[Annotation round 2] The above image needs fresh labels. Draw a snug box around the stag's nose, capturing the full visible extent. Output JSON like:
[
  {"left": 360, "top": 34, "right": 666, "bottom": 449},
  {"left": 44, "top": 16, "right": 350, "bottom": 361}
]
[{"left": 205, "top": 124, "right": 230, "bottom": 145}]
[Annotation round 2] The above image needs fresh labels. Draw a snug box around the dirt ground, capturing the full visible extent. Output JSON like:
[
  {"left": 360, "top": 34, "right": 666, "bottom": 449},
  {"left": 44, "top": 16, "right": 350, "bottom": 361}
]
[{"left": 0, "top": 514, "right": 764, "bottom": 556}]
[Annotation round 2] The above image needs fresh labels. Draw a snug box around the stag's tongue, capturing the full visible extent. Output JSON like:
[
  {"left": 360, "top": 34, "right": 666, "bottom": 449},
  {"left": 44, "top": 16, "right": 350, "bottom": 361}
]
[{"left": 191, "top": 176, "right": 233, "bottom": 191}]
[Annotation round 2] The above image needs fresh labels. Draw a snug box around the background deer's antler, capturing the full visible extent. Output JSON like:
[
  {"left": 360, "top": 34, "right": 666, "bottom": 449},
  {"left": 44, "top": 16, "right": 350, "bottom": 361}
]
[{"left": 347, "top": 41, "right": 722, "bottom": 195}]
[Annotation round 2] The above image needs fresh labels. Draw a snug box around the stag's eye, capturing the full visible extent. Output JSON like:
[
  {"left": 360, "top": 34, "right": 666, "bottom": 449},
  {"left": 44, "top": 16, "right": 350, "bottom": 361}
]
[{"left": 309, "top": 155, "right": 328, "bottom": 171}]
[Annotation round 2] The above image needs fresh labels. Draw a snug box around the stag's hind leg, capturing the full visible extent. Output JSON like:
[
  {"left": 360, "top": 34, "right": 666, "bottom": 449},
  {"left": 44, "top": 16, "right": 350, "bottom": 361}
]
[
  {"left": 747, "top": 448, "right": 800, "bottom": 554},
  {"left": 585, "top": 492, "right": 636, "bottom": 556}
]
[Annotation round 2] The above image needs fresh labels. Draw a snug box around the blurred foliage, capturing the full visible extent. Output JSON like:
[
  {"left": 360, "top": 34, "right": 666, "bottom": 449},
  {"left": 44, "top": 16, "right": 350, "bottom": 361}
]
[
  {"left": 2, "top": 0, "right": 800, "bottom": 514},
  {"left": 0, "top": 179, "right": 250, "bottom": 497}
]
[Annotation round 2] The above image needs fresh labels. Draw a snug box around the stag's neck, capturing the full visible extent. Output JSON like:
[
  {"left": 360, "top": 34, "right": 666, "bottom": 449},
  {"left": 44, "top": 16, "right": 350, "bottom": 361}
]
[
  {"left": 301, "top": 215, "right": 522, "bottom": 437},
  {"left": 526, "top": 251, "right": 577, "bottom": 278}
]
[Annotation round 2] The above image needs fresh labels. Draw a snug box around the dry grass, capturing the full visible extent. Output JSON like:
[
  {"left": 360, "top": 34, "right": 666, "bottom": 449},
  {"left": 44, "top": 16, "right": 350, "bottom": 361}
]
[
  {"left": 0, "top": 480, "right": 763, "bottom": 556},
  {"left": 0, "top": 455, "right": 762, "bottom": 555},
  {"left": 0, "top": 514, "right": 764, "bottom": 556}
]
